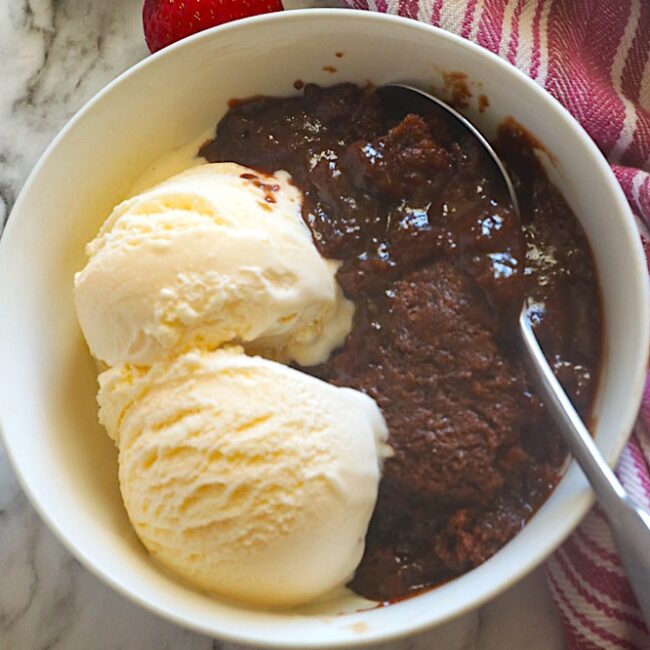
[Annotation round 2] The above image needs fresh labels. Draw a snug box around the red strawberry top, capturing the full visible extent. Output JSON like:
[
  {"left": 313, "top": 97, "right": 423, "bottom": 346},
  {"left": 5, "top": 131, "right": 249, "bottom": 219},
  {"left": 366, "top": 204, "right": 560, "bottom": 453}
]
[{"left": 143, "top": 0, "right": 284, "bottom": 53}]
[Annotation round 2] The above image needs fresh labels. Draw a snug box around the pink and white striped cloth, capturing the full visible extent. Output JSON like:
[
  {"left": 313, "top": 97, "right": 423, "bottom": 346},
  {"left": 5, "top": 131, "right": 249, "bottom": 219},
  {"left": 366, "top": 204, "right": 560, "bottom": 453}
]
[{"left": 341, "top": 1, "right": 650, "bottom": 648}]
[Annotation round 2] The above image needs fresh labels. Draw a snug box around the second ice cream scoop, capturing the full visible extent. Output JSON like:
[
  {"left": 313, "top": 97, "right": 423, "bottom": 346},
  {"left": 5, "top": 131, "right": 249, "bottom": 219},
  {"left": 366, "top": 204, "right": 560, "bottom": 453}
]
[{"left": 98, "top": 347, "right": 388, "bottom": 607}]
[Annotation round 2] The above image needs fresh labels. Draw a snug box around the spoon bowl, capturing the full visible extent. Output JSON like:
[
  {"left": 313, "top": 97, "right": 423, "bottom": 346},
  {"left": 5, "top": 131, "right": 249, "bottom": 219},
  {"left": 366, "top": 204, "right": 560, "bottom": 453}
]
[{"left": 380, "top": 84, "right": 520, "bottom": 215}]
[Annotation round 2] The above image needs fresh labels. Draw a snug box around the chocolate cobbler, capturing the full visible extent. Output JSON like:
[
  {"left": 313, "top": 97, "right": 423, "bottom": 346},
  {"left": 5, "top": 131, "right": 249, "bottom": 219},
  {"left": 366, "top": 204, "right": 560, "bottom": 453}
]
[{"left": 200, "top": 83, "right": 602, "bottom": 602}]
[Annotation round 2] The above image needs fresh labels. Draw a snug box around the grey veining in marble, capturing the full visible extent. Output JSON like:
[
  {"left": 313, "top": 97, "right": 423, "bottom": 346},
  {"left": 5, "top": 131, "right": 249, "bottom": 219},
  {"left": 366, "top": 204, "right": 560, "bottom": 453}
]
[
  {"left": 1, "top": 0, "right": 147, "bottom": 232},
  {"left": 0, "top": 1, "right": 566, "bottom": 648}
]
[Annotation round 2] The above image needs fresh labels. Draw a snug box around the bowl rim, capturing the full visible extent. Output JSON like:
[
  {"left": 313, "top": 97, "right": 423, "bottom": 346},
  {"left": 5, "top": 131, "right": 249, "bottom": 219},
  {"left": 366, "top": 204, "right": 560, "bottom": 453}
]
[{"left": 1, "top": 7, "right": 649, "bottom": 648}]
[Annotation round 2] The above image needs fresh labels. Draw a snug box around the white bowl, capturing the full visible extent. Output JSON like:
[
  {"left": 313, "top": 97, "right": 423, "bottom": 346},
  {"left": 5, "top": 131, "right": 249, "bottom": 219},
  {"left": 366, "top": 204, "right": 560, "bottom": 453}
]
[{"left": 1, "top": 9, "right": 648, "bottom": 648}]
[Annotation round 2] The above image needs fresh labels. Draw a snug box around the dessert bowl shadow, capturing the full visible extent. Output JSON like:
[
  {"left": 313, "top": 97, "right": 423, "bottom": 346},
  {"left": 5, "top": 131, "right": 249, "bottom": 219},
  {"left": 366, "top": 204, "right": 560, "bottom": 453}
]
[{"left": 0, "top": 9, "right": 648, "bottom": 648}]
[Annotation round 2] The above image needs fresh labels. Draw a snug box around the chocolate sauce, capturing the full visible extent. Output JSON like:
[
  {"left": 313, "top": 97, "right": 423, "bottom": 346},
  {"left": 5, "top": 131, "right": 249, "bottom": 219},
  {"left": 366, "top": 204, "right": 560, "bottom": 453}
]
[{"left": 200, "top": 83, "right": 602, "bottom": 602}]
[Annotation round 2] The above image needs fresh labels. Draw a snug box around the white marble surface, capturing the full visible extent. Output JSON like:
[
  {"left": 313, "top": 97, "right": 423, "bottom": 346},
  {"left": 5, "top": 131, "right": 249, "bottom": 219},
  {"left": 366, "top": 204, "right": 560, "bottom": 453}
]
[{"left": 0, "top": 1, "right": 566, "bottom": 648}]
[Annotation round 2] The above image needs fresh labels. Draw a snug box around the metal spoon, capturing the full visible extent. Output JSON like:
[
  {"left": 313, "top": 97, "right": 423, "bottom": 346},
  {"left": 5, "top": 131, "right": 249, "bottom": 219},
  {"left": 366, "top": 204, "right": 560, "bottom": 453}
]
[{"left": 381, "top": 83, "right": 650, "bottom": 623}]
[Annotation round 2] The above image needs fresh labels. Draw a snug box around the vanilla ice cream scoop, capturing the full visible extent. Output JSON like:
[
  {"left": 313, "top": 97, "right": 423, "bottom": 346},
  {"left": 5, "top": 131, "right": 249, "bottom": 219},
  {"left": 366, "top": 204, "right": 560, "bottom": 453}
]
[
  {"left": 74, "top": 163, "right": 353, "bottom": 367},
  {"left": 98, "top": 348, "right": 388, "bottom": 607}
]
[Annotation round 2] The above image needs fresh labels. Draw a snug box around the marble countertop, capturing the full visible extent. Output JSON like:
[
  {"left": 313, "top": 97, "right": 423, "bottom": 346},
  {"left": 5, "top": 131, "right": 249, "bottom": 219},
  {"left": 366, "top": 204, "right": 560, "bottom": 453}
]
[{"left": 0, "top": 2, "right": 566, "bottom": 648}]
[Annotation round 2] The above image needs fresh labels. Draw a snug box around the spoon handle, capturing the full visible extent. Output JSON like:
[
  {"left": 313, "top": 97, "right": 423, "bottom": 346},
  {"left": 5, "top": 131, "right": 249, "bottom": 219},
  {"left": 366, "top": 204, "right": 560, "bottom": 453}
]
[{"left": 519, "top": 310, "right": 650, "bottom": 624}]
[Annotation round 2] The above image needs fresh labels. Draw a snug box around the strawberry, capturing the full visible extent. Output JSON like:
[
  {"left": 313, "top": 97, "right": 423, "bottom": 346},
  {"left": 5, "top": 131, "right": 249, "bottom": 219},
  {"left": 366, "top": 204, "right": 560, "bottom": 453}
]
[{"left": 143, "top": 0, "right": 284, "bottom": 53}]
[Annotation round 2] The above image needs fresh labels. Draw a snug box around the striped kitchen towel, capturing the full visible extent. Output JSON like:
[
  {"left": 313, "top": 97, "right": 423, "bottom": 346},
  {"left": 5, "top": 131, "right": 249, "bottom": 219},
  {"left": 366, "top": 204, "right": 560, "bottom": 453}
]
[{"left": 342, "top": 1, "right": 650, "bottom": 648}]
